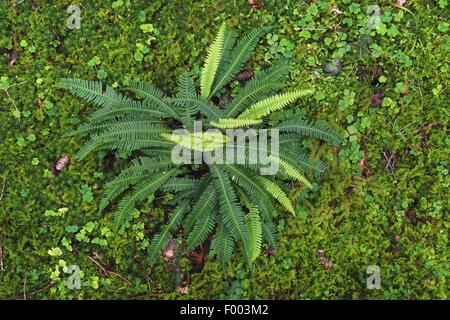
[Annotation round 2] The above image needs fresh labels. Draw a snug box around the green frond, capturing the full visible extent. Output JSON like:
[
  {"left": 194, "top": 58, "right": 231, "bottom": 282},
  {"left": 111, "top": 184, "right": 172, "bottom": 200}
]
[
  {"left": 161, "top": 130, "right": 228, "bottom": 152},
  {"left": 63, "top": 118, "right": 166, "bottom": 137},
  {"left": 238, "top": 89, "right": 315, "bottom": 120},
  {"left": 113, "top": 168, "right": 180, "bottom": 231},
  {"left": 176, "top": 72, "right": 197, "bottom": 98},
  {"left": 100, "top": 174, "right": 150, "bottom": 213},
  {"left": 169, "top": 96, "right": 223, "bottom": 120},
  {"left": 147, "top": 201, "right": 190, "bottom": 266},
  {"left": 222, "top": 59, "right": 290, "bottom": 117},
  {"left": 127, "top": 80, "right": 180, "bottom": 119},
  {"left": 280, "top": 147, "right": 328, "bottom": 176},
  {"left": 185, "top": 184, "right": 217, "bottom": 251},
  {"left": 253, "top": 58, "right": 291, "bottom": 82},
  {"left": 201, "top": 22, "right": 227, "bottom": 98},
  {"left": 187, "top": 211, "right": 217, "bottom": 253},
  {"left": 75, "top": 123, "right": 171, "bottom": 159},
  {"left": 211, "top": 165, "right": 251, "bottom": 263},
  {"left": 211, "top": 221, "right": 234, "bottom": 266},
  {"left": 262, "top": 219, "right": 277, "bottom": 250},
  {"left": 184, "top": 182, "right": 217, "bottom": 235},
  {"left": 270, "top": 156, "right": 312, "bottom": 189},
  {"left": 60, "top": 78, "right": 127, "bottom": 108},
  {"left": 216, "top": 28, "right": 238, "bottom": 75},
  {"left": 222, "top": 164, "right": 276, "bottom": 218},
  {"left": 256, "top": 176, "right": 295, "bottom": 215},
  {"left": 175, "top": 72, "right": 198, "bottom": 130},
  {"left": 88, "top": 99, "right": 167, "bottom": 123},
  {"left": 99, "top": 156, "right": 176, "bottom": 211},
  {"left": 209, "top": 26, "right": 272, "bottom": 98},
  {"left": 279, "top": 133, "right": 302, "bottom": 147},
  {"left": 162, "top": 177, "right": 199, "bottom": 193},
  {"left": 274, "top": 119, "right": 345, "bottom": 146},
  {"left": 210, "top": 118, "right": 262, "bottom": 129},
  {"left": 237, "top": 189, "right": 262, "bottom": 262},
  {"left": 245, "top": 202, "right": 262, "bottom": 262},
  {"left": 223, "top": 80, "right": 284, "bottom": 118}
]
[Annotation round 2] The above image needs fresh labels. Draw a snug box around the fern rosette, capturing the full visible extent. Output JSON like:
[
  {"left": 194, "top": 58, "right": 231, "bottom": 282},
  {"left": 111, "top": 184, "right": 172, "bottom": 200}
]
[{"left": 61, "top": 23, "right": 344, "bottom": 266}]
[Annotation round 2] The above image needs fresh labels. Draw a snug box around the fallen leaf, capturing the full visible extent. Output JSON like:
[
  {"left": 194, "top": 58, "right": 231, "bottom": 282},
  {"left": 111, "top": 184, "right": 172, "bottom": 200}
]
[{"left": 248, "top": 0, "right": 263, "bottom": 9}]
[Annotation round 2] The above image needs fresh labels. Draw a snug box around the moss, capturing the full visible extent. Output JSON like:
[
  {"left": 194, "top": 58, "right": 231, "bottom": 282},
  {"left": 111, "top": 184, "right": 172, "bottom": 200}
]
[{"left": 0, "top": 0, "right": 448, "bottom": 299}]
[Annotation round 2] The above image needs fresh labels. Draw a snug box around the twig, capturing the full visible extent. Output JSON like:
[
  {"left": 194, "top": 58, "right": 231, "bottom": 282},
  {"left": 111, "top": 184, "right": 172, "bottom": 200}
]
[
  {"left": 87, "top": 254, "right": 132, "bottom": 286},
  {"left": 6, "top": 283, "right": 53, "bottom": 300},
  {"left": 87, "top": 255, "right": 108, "bottom": 275},
  {"left": 0, "top": 171, "right": 7, "bottom": 201},
  {"left": 382, "top": 151, "right": 395, "bottom": 171},
  {"left": 23, "top": 277, "right": 27, "bottom": 300},
  {"left": 0, "top": 239, "right": 4, "bottom": 271}
]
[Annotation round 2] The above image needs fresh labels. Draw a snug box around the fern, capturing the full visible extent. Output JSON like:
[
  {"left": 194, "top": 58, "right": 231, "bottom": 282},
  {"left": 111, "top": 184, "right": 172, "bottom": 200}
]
[
  {"left": 148, "top": 201, "right": 190, "bottom": 266},
  {"left": 209, "top": 27, "right": 272, "bottom": 98},
  {"left": 210, "top": 118, "right": 262, "bottom": 129},
  {"left": 128, "top": 80, "right": 180, "bottom": 119},
  {"left": 114, "top": 168, "right": 180, "bottom": 231},
  {"left": 256, "top": 176, "right": 295, "bottom": 215},
  {"left": 211, "top": 165, "right": 251, "bottom": 262},
  {"left": 238, "top": 89, "right": 315, "bottom": 120},
  {"left": 62, "top": 22, "right": 343, "bottom": 268},
  {"left": 237, "top": 189, "right": 262, "bottom": 262},
  {"left": 223, "top": 59, "right": 290, "bottom": 118},
  {"left": 201, "top": 23, "right": 227, "bottom": 98},
  {"left": 60, "top": 78, "right": 128, "bottom": 108},
  {"left": 274, "top": 119, "right": 344, "bottom": 146}
]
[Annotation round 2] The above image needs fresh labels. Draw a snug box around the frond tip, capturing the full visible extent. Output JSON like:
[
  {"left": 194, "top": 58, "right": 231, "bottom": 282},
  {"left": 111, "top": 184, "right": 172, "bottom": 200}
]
[{"left": 201, "top": 23, "right": 227, "bottom": 98}]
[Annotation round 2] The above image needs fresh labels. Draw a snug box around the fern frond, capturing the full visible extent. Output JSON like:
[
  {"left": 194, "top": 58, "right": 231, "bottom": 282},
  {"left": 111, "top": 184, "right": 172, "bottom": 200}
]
[
  {"left": 162, "top": 177, "right": 199, "bottom": 193},
  {"left": 113, "top": 168, "right": 180, "bottom": 231},
  {"left": 274, "top": 119, "right": 345, "bottom": 146},
  {"left": 245, "top": 202, "right": 262, "bottom": 262},
  {"left": 253, "top": 58, "right": 291, "bottom": 82},
  {"left": 186, "top": 183, "right": 217, "bottom": 251},
  {"left": 147, "top": 201, "right": 190, "bottom": 266},
  {"left": 63, "top": 118, "right": 166, "bottom": 137},
  {"left": 201, "top": 22, "right": 227, "bottom": 98},
  {"left": 88, "top": 99, "right": 167, "bottom": 123},
  {"left": 262, "top": 219, "right": 277, "bottom": 250},
  {"left": 279, "top": 133, "right": 302, "bottom": 147},
  {"left": 127, "top": 80, "right": 180, "bottom": 119},
  {"left": 256, "top": 176, "right": 295, "bottom": 215},
  {"left": 209, "top": 27, "right": 272, "bottom": 98},
  {"left": 176, "top": 72, "right": 197, "bottom": 98},
  {"left": 184, "top": 182, "right": 217, "bottom": 235},
  {"left": 60, "top": 78, "right": 127, "bottom": 108},
  {"left": 169, "top": 96, "right": 222, "bottom": 120},
  {"left": 210, "top": 118, "right": 262, "bottom": 129},
  {"left": 280, "top": 147, "right": 328, "bottom": 176},
  {"left": 238, "top": 89, "right": 314, "bottom": 120},
  {"left": 211, "top": 165, "right": 251, "bottom": 263},
  {"left": 99, "top": 156, "right": 176, "bottom": 211},
  {"left": 270, "top": 156, "right": 312, "bottom": 189},
  {"left": 236, "top": 189, "right": 262, "bottom": 262},
  {"left": 161, "top": 130, "right": 228, "bottom": 152},
  {"left": 75, "top": 123, "right": 171, "bottom": 159},
  {"left": 211, "top": 221, "right": 234, "bottom": 266},
  {"left": 223, "top": 59, "right": 290, "bottom": 117},
  {"left": 222, "top": 164, "right": 275, "bottom": 218},
  {"left": 223, "top": 80, "right": 284, "bottom": 118}
]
